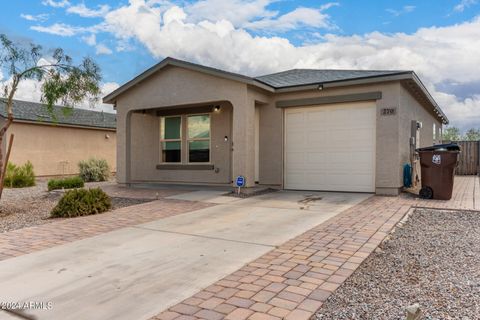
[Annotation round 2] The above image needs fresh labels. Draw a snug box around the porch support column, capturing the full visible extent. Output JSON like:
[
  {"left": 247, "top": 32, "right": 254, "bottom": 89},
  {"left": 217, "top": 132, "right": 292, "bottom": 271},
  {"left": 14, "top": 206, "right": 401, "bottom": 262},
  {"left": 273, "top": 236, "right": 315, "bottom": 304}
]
[
  {"left": 231, "top": 96, "right": 256, "bottom": 187},
  {"left": 115, "top": 107, "right": 131, "bottom": 185}
]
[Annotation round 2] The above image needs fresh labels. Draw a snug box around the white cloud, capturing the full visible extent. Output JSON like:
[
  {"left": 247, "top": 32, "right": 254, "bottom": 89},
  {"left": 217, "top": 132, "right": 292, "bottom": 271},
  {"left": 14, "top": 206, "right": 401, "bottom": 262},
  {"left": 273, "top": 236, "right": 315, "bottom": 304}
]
[
  {"left": 184, "top": 0, "right": 338, "bottom": 31},
  {"left": 95, "top": 43, "right": 113, "bottom": 55},
  {"left": 67, "top": 3, "right": 110, "bottom": 18},
  {"left": 30, "top": 22, "right": 105, "bottom": 36},
  {"left": 246, "top": 6, "right": 337, "bottom": 31},
  {"left": 454, "top": 0, "right": 477, "bottom": 12},
  {"left": 386, "top": 5, "right": 416, "bottom": 16},
  {"left": 435, "top": 92, "right": 480, "bottom": 130},
  {"left": 185, "top": 0, "right": 276, "bottom": 28},
  {"left": 81, "top": 33, "right": 113, "bottom": 55},
  {"left": 82, "top": 34, "right": 97, "bottom": 46},
  {"left": 41, "top": 0, "right": 70, "bottom": 8},
  {"left": 26, "top": 0, "right": 480, "bottom": 129},
  {"left": 20, "top": 13, "right": 49, "bottom": 22},
  {"left": 31, "top": 23, "right": 85, "bottom": 36}
]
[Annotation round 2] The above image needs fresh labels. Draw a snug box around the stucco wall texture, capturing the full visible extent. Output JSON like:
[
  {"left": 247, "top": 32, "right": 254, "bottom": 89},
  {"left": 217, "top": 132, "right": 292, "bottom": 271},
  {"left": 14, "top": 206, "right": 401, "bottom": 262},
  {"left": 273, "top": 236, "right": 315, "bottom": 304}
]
[
  {"left": 7, "top": 122, "right": 116, "bottom": 177},
  {"left": 113, "top": 65, "right": 444, "bottom": 195}
]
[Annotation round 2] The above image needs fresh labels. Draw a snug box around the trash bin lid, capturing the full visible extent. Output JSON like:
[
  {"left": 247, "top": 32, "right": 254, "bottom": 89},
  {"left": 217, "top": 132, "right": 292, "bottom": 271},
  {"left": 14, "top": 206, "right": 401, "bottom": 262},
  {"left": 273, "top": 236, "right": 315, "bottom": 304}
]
[{"left": 416, "top": 143, "right": 460, "bottom": 152}]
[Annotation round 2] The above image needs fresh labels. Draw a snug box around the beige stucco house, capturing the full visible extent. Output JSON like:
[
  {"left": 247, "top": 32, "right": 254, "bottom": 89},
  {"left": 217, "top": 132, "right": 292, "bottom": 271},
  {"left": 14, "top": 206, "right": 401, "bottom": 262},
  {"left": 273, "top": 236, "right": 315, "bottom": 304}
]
[
  {"left": 104, "top": 57, "right": 448, "bottom": 195},
  {"left": 0, "top": 100, "right": 116, "bottom": 176}
]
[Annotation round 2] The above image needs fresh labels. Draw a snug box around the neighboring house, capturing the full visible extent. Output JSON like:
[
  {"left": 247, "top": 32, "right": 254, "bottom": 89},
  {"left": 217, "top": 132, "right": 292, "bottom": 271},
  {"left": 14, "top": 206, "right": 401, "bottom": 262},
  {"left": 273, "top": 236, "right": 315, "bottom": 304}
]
[
  {"left": 0, "top": 99, "right": 116, "bottom": 177},
  {"left": 103, "top": 57, "right": 448, "bottom": 195}
]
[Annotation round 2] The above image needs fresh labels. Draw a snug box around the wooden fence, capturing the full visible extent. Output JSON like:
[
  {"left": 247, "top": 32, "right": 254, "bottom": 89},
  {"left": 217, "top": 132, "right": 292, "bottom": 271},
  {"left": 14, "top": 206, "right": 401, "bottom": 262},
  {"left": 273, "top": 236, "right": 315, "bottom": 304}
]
[{"left": 455, "top": 141, "right": 479, "bottom": 175}]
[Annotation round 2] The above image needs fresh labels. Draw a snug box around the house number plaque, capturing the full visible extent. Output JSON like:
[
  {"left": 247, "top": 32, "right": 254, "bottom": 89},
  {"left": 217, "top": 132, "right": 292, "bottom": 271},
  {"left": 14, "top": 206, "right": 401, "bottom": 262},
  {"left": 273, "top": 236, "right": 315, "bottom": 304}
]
[{"left": 381, "top": 107, "right": 397, "bottom": 116}]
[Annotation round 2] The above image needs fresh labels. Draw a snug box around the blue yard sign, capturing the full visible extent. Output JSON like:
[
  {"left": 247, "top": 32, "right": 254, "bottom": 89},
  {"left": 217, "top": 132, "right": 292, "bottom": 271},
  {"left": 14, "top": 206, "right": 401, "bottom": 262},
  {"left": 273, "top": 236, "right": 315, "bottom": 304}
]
[{"left": 235, "top": 176, "right": 246, "bottom": 187}]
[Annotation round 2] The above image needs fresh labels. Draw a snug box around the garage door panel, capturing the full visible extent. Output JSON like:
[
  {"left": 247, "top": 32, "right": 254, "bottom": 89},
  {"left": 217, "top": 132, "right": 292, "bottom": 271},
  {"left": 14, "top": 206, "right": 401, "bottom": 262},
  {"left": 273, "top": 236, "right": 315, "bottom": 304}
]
[
  {"left": 286, "top": 111, "right": 304, "bottom": 124},
  {"left": 307, "top": 112, "right": 330, "bottom": 125},
  {"left": 285, "top": 102, "right": 376, "bottom": 192},
  {"left": 286, "top": 132, "right": 306, "bottom": 149},
  {"left": 285, "top": 152, "right": 306, "bottom": 170},
  {"left": 287, "top": 173, "right": 307, "bottom": 187}
]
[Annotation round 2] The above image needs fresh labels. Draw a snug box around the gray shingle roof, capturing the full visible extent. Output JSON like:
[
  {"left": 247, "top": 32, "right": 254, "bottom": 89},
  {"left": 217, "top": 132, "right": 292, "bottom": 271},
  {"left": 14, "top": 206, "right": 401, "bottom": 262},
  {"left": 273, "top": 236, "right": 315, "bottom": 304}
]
[
  {"left": 0, "top": 99, "right": 116, "bottom": 129},
  {"left": 255, "top": 69, "right": 409, "bottom": 88}
]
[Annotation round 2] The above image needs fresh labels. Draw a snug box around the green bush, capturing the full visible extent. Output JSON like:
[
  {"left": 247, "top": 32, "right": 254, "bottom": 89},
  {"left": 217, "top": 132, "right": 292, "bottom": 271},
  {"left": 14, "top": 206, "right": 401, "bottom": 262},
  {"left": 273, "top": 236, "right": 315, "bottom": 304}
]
[
  {"left": 48, "top": 176, "right": 84, "bottom": 191},
  {"left": 50, "top": 188, "right": 112, "bottom": 218},
  {"left": 4, "top": 161, "right": 36, "bottom": 188},
  {"left": 78, "top": 158, "right": 110, "bottom": 182}
]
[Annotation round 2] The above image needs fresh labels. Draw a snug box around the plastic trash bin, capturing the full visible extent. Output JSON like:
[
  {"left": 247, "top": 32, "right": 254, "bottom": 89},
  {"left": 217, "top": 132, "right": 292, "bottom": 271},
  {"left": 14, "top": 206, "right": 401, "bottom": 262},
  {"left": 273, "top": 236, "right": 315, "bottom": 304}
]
[{"left": 416, "top": 143, "right": 460, "bottom": 200}]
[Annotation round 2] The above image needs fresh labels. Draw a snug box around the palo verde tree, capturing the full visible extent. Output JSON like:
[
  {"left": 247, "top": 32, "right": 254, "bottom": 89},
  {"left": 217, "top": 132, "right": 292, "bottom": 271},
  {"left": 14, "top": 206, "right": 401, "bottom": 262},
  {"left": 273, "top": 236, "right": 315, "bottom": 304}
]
[{"left": 0, "top": 34, "right": 101, "bottom": 198}]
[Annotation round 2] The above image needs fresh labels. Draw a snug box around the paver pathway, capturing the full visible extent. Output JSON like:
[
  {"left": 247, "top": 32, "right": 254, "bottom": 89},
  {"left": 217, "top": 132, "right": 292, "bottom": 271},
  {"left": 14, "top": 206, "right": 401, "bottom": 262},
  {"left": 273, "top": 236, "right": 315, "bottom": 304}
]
[
  {"left": 153, "top": 176, "right": 479, "bottom": 320},
  {"left": 0, "top": 198, "right": 212, "bottom": 261},
  {"left": 0, "top": 176, "right": 477, "bottom": 320}
]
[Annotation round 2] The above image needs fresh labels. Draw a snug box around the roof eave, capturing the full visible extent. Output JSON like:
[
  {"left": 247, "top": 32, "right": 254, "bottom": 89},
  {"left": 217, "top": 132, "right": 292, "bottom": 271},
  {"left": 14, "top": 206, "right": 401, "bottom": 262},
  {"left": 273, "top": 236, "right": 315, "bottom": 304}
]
[
  {"left": 273, "top": 72, "right": 413, "bottom": 93},
  {"left": 7, "top": 118, "right": 116, "bottom": 130},
  {"left": 103, "top": 57, "right": 274, "bottom": 104},
  {"left": 273, "top": 72, "right": 448, "bottom": 125},
  {"left": 410, "top": 72, "right": 449, "bottom": 124}
]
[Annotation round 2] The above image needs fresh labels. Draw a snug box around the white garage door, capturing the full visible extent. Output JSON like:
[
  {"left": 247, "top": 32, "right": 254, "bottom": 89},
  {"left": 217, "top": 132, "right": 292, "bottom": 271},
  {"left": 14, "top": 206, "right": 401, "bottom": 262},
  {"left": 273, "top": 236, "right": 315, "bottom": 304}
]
[{"left": 285, "top": 102, "right": 376, "bottom": 192}]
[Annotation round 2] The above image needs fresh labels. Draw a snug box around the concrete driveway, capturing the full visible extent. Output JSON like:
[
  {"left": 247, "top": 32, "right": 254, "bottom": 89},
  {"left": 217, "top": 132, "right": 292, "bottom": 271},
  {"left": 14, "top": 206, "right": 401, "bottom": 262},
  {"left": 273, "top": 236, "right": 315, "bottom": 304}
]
[{"left": 0, "top": 190, "right": 369, "bottom": 320}]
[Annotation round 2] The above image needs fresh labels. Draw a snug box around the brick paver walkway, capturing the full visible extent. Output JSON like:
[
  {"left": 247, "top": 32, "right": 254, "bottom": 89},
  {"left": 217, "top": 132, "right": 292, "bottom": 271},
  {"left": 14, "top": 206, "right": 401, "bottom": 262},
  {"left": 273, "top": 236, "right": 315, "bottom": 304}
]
[
  {"left": 0, "top": 176, "right": 477, "bottom": 319},
  {"left": 0, "top": 199, "right": 213, "bottom": 261},
  {"left": 153, "top": 176, "right": 479, "bottom": 320}
]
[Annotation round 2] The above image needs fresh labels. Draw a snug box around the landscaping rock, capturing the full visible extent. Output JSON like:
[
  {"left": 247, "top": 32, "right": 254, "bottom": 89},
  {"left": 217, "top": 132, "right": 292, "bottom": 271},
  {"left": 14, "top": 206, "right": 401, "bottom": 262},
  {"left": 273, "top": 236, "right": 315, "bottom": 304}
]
[
  {"left": 0, "top": 180, "right": 152, "bottom": 232},
  {"left": 314, "top": 208, "right": 480, "bottom": 319}
]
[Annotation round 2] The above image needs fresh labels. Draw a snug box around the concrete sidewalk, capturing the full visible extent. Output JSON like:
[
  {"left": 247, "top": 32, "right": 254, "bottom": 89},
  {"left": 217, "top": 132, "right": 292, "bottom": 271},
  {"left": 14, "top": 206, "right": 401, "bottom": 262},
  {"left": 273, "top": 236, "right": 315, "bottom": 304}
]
[{"left": 0, "top": 191, "right": 368, "bottom": 320}]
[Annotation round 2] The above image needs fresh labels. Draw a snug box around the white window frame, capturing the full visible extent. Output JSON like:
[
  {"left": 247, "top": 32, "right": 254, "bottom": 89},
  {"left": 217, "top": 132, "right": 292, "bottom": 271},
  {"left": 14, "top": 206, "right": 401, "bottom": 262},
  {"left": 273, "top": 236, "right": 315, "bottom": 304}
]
[
  {"left": 433, "top": 123, "right": 436, "bottom": 141},
  {"left": 186, "top": 114, "right": 211, "bottom": 164},
  {"left": 160, "top": 115, "right": 182, "bottom": 163}
]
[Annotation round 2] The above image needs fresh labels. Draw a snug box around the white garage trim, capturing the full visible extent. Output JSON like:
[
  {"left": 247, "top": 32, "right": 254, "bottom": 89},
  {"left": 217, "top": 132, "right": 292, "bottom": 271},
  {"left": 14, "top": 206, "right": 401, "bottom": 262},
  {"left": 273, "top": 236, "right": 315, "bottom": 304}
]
[{"left": 284, "top": 101, "right": 376, "bottom": 192}]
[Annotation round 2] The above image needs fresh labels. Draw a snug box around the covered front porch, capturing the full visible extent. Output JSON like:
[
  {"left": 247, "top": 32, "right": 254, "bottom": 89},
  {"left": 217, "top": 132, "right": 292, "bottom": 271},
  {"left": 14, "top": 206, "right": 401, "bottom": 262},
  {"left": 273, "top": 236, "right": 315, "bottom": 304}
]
[
  {"left": 118, "top": 98, "right": 269, "bottom": 188},
  {"left": 111, "top": 62, "right": 271, "bottom": 188}
]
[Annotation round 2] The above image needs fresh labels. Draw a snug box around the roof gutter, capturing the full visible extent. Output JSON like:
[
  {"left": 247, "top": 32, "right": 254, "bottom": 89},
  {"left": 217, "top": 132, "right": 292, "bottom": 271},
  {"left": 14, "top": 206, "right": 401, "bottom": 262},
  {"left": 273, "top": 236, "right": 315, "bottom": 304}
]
[
  {"left": 410, "top": 72, "right": 449, "bottom": 124},
  {"left": 0, "top": 117, "right": 116, "bottom": 131},
  {"left": 273, "top": 72, "right": 413, "bottom": 93}
]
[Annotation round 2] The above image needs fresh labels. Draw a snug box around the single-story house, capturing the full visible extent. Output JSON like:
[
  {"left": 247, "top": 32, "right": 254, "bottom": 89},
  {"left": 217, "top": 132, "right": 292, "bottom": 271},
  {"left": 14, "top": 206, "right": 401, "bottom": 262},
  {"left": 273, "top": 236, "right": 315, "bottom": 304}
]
[
  {"left": 0, "top": 99, "right": 116, "bottom": 176},
  {"left": 103, "top": 57, "right": 448, "bottom": 195}
]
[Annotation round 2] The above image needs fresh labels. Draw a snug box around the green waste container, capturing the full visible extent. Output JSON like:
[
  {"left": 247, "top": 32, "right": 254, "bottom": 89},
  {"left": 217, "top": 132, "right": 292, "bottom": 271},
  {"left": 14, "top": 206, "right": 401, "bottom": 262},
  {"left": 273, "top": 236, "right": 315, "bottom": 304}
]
[{"left": 416, "top": 143, "right": 460, "bottom": 200}]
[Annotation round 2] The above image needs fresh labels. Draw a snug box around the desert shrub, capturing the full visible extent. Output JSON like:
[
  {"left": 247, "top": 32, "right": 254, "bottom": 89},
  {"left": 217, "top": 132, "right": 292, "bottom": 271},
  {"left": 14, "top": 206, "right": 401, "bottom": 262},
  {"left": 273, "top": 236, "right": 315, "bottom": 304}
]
[
  {"left": 50, "top": 188, "right": 112, "bottom": 218},
  {"left": 48, "top": 176, "right": 84, "bottom": 191},
  {"left": 4, "top": 161, "right": 36, "bottom": 188},
  {"left": 78, "top": 158, "right": 110, "bottom": 182}
]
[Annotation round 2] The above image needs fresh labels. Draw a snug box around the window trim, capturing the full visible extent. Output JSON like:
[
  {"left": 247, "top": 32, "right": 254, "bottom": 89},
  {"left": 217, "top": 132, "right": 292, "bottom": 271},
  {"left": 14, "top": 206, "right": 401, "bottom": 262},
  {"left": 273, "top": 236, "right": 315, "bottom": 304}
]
[
  {"left": 160, "top": 115, "right": 182, "bottom": 163},
  {"left": 186, "top": 113, "right": 211, "bottom": 164}
]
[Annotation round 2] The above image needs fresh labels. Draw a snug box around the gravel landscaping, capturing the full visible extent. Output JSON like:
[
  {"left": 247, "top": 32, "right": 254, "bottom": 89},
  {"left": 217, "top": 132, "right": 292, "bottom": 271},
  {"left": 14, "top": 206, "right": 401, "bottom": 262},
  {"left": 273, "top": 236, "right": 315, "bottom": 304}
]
[
  {"left": 0, "top": 180, "right": 153, "bottom": 233},
  {"left": 315, "top": 208, "right": 480, "bottom": 320}
]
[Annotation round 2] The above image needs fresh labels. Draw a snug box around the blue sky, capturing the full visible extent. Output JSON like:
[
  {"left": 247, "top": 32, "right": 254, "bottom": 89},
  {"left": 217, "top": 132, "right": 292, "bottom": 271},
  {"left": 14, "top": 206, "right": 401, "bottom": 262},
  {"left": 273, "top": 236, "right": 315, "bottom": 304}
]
[{"left": 1, "top": 0, "right": 480, "bottom": 130}]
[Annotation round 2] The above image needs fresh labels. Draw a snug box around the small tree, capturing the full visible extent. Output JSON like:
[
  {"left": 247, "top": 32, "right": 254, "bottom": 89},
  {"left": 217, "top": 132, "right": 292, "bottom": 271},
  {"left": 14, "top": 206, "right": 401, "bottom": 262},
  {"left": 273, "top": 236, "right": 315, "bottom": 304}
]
[
  {"left": 442, "top": 126, "right": 461, "bottom": 142},
  {"left": 464, "top": 128, "right": 480, "bottom": 141},
  {"left": 0, "top": 34, "right": 101, "bottom": 199}
]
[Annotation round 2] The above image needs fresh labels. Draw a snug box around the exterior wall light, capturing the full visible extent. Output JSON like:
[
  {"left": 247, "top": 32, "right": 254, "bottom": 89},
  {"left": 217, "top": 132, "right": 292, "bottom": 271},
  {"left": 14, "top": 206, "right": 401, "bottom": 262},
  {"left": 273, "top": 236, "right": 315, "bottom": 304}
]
[
  {"left": 214, "top": 105, "right": 221, "bottom": 112},
  {"left": 317, "top": 84, "right": 324, "bottom": 91}
]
